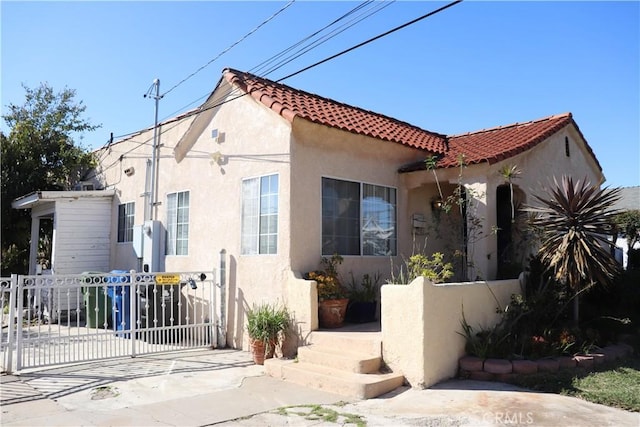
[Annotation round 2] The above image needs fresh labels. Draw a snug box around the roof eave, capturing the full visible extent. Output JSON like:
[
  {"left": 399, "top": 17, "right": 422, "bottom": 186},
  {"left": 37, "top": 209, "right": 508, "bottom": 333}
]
[{"left": 12, "top": 190, "right": 116, "bottom": 210}]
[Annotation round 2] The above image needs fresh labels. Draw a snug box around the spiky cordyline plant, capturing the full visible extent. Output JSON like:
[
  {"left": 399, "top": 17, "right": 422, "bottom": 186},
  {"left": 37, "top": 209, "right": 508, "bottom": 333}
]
[{"left": 528, "top": 176, "right": 621, "bottom": 323}]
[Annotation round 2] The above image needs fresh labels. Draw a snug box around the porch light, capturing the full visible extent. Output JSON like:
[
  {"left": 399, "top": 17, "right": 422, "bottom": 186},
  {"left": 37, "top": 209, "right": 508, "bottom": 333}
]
[{"left": 431, "top": 198, "right": 444, "bottom": 212}]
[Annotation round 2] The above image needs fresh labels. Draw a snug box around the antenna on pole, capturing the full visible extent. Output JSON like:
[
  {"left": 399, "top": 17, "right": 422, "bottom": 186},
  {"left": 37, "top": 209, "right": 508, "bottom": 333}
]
[{"left": 144, "top": 79, "right": 162, "bottom": 221}]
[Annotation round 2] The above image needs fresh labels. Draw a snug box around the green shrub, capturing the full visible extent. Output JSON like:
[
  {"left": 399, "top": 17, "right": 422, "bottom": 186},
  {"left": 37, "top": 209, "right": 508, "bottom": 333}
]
[
  {"left": 246, "top": 302, "right": 290, "bottom": 349},
  {"left": 347, "top": 272, "right": 380, "bottom": 302},
  {"left": 389, "top": 252, "right": 454, "bottom": 285}
]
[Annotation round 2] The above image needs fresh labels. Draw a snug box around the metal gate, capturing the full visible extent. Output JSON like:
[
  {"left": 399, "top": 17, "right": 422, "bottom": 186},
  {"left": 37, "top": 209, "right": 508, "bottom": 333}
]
[{"left": 1, "top": 270, "right": 225, "bottom": 373}]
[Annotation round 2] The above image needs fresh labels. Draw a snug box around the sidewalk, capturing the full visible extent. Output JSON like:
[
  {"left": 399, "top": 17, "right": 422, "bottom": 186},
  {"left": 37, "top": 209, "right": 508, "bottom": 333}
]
[{"left": 1, "top": 349, "right": 638, "bottom": 426}]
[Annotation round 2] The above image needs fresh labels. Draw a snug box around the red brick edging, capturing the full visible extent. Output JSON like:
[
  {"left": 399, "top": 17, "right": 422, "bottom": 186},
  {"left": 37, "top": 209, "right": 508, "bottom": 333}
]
[{"left": 458, "top": 343, "right": 634, "bottom": 382}]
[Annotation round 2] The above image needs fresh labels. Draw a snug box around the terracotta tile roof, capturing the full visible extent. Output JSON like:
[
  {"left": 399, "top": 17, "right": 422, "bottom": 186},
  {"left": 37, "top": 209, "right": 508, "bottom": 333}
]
[
  {"left": 221, "top": 69, "right": 601, "bottom": 174},
  {"left": 399, "top": 113, "right": 602, "bottom": 173},
  {"left": 223, "top": 68, "right": 448, "bottom": 153},
  {"left": 442, "top": 113, "right": 575, "bottom": 167}
]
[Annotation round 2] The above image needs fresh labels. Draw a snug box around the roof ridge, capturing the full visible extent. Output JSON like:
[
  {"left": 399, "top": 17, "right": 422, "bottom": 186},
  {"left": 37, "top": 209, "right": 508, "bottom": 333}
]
[
  {"left": 224, "top": 68, "right": 448, "bottom": 140},
  {"left": 448, "top": 112, "right": 573, "bottom": 138}
]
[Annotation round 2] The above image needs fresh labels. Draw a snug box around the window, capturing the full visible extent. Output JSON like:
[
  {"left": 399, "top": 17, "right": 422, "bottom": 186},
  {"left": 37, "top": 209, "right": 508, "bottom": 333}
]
[
  {"left": 166, "top": 191, "right": 190, "bottom": 255},
  {"left": 242, "top": 174, "right": 278, "bottom": 255},
  {"left": 117, "top": 202, "right": 135, "bottom": 243},
  {"left": 322, "top": 177, "right": 396, "bottom": 256},
  {"left": 565, "top": 136, "right": 570, "bottom": 157}
]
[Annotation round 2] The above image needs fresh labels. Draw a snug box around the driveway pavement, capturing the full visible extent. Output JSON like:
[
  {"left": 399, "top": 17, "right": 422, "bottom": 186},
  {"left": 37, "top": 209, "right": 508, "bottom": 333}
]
[{"left": 1, "top": 349, "right": 638, "bottom": 426}]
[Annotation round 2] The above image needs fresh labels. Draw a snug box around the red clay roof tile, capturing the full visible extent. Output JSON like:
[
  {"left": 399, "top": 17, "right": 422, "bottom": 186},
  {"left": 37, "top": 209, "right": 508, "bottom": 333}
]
[
  {"left": 223, "top": 68, "right": 448, "bottom": 153},
  {"left": 399, "top": 113, "right": 602, "bottom": 173},
  {"left": 222, "top": 69, "right": 601, "bottom": 174},
  {"left": 441, "top": 113, "right": 575, "bottom": 168}
]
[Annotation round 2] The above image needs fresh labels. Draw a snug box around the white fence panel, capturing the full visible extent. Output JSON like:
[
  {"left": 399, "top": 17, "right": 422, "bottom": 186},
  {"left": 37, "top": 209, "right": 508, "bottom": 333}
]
[{"left": 3, "top": 270, "right": 222, "bottom": 373}]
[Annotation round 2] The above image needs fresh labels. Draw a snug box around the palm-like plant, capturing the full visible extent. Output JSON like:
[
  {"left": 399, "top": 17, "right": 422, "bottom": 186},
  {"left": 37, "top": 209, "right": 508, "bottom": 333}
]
[{"left": 528, "top": 176, "right": 621, "bottom": 324}]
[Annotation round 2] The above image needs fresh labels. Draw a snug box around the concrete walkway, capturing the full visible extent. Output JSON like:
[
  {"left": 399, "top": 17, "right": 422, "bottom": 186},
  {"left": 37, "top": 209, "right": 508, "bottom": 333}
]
[{"left": 1, "top": 349, "right": 638, "bottom": 426}]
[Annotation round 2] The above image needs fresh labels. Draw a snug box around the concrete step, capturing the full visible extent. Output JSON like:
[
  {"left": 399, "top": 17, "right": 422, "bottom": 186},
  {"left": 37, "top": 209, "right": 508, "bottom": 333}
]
[
  {"left": 308, "top": 330, "right": 382, "bottom": 357},
  {"left": 297, "top": 345, "right": 381, "bottom": 374},
  {"left": 265, "top": 358, "right": 405, "bottom": 400}
]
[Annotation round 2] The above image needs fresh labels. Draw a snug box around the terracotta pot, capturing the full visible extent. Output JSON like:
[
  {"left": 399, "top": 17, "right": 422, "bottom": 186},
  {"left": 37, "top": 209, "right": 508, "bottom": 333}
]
[
  {"left": 250, "top": 338, "right": 266, "bottom": 365},
  {"left": 318, "top": 298, "right": 349, "bottom": 329}
]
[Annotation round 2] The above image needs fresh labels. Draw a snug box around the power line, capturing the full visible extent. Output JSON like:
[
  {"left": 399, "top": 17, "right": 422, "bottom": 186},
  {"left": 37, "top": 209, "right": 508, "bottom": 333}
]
[
  {"left": 161, "top": 0, "right": 296, "bottom": 98},
  {"left": 253, "top": 1, "right": 394, "bottom": 78},
  {"left": 97, "top": 0, "right": 463, "bottom": 174},
  {"left": 250, "top": 0, "right": 379, "bottom": 76},
  {"left": 277, "top": 0, "right": 463, "bottom": 82},
  {"left": 97, "top": 1, "right": 380, "bottom": 150},
  {"left": 161, "top": 2, "right": 389, "bottom": 126},
  {"left": 162, "top": 1, "right": 383, "bottom": 123},
  {"left": 178, "top": 0, "right": 463, "bottom": 120}
]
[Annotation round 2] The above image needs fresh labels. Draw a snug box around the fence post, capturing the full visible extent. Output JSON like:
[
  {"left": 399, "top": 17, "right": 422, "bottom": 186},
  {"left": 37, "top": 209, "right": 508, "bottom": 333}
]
[
  {"left": 218, "top": 249, "right": 226, "bottom": 348},
  {"left": 15, "top": 275, "right": 24, "bottom": 371},
  {"left": 5, "top": 275, "right": 18, "bottom": 374},
  {"left": 210, "top": 269, "right": 217, "bottom": 348},
  {"left": 130, "top": 270, "right": 137, "bottom": 358}
]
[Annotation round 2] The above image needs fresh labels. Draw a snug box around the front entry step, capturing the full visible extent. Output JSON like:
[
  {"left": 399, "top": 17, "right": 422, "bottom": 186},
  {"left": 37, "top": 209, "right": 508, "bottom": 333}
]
[
  {"left": 265, "top": 359, "right": 404, "bottom": 399},
  {"left": 265, "top": 329, "right": 405, "bottom": 399}
]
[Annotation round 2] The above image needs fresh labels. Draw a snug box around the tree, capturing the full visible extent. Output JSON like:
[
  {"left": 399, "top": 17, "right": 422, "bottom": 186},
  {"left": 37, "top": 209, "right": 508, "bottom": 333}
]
[
  {"left": 528, "top": 176, "right": 622, "bottom": 325},
  {"left": 1, "top": 83, "right": 100, "bottom": 275},
  {"left": 613, "top": 209, "right": 640, "bottom": 269},
  {"left": 613, "top": 210, "right": 640, "bottom": 249}
]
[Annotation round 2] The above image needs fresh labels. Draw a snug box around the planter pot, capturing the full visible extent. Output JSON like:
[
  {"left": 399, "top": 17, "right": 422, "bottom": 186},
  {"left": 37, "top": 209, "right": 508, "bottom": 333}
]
[
  {"left": 346, "top": 300, "right": 377, "bottom": 323},
  {"left": 318, "top": 298, "right": 349, "bottom": 329},
  {"left": 250, "top": 338, "right": 267, "bottom": 365}
]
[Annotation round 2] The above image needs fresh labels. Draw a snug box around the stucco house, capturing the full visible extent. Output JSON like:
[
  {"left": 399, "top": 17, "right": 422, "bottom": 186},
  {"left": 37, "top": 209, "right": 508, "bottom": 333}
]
[{"left": 13, "top": 68, "right": 604, "bottom": 354}]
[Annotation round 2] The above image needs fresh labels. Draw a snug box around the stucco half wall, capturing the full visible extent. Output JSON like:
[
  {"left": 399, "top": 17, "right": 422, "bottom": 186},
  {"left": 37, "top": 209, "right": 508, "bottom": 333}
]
[{"left": 381, "top": 277, "right": 522, "bottom": 388}]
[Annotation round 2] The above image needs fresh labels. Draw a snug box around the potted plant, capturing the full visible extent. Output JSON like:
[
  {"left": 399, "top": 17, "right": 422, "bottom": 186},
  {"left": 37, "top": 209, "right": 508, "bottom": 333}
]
[
  {"left": 305, "top": 254, "right": 349, "bottom": 328},
  {"left": 346, "top": 272, "right": 380, "bottom": 323},
  {"left": 246, "top": 302, "right": 290, "bottom": 365}
]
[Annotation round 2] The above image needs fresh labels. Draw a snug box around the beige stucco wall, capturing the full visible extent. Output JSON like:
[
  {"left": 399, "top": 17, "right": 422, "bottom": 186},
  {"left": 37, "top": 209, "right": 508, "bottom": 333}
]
[
  {"left": 91, "top": 79, "right": 435, "bottom": 350},
  {"left": 93, "top": 80, "right": 294, "bottom": 349},
  {"left": 91, "top": 81, "right": 601, "bottom": 354},
  {"left": 381, "top": 277, "right": 522, "bottom": 388},
  {"left": 282, "top": 271, "right": 318, "bottom": 355},
  {"left": 400, "top": 123, "right": 604, "bottom": 281},
  {"left": 288, "top": 119, "right": 429, "bottom": 282}
]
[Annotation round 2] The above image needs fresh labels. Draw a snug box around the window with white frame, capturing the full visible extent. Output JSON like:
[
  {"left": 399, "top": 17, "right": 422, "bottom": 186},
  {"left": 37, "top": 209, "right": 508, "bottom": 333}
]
[
  {"left": 166, "top": 191, "right": 190, "bottom": 255},
  {"left": 241, "top": 174, "right": 278, "bottom": 255},
  {"left": 117, "top": 202, "right": 135, "bottom": 243},
  {"left": 322, "top": 177, "right": 396, "bottom": 256}
]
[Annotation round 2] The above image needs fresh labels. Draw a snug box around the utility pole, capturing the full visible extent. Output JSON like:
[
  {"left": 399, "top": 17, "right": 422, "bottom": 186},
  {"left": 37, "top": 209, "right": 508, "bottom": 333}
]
[{"left": 144, "top": 79, "right": 162, "bottom": 221}]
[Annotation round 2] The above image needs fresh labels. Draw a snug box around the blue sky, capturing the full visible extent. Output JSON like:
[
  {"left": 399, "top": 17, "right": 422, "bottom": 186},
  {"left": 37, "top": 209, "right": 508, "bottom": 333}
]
[{"left": 2, "top": 1, "right": 638, "bottom": 188}]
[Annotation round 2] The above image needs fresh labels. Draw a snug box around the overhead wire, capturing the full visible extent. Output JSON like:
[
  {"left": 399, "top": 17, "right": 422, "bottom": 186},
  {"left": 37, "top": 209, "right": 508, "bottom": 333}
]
[
  {"left": 160, "top": 0, "right": 382, "bottom": 125},
  {"left": 95, "top": 0, "right": 297, "bottom": 151},
  {"left": 97, "top": 0, "right": 463, "bottom": 176},
  {"left": 250, "top": 0, "right": 378, "bottom": 76},
  {"left": 97, "top": 1, "right": 381, "bottom": 153},
  {"left": 277, "top": 0, "right": 463, "bottom": 82},
  {"left": 163, "top": 0, "right": 463, "bottom": 122},
  {"left": 161, "top": 0, "right": 296, "bottom": 98}
]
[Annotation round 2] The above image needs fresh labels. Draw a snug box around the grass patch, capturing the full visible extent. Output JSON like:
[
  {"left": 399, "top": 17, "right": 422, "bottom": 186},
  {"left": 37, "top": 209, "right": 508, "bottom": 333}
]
[
  {"left": 511, "top": 356, "right": 640, "bottom": 412},
  {"left": 274, "top": 404, "right": 366, "bottom": 426}
]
